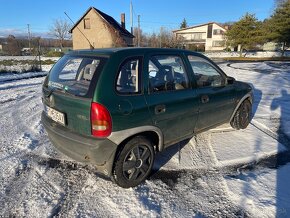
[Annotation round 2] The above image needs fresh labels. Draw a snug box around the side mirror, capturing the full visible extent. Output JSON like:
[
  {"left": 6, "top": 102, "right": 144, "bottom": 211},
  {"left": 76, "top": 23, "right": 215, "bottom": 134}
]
[{"left": 227, "top": 76, "right": 235, "bottom": 85}]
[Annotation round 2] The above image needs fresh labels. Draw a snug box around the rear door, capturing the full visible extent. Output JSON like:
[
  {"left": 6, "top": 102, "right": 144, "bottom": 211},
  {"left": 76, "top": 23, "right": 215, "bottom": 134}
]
[
  {"left": 187, "top": 55, "right": 236, "bottom": 132},
  {"left": 144, "top": 53, "right": 199, "bottom": 146}
]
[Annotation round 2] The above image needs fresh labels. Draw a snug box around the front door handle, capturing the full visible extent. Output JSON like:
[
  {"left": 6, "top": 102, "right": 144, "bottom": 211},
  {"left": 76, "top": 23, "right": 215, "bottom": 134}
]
[
  {"left": 155, "top": 104, "right": 166, "bottom": 114},
  {"left": 201, "top": 95, "right": 209, "bottom": 104}
]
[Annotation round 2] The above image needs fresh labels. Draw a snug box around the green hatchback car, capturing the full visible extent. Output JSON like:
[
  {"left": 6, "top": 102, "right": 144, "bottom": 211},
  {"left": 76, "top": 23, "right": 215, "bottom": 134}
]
[{"left": 42, "top": 48, "right": 253, "bottom": 188}]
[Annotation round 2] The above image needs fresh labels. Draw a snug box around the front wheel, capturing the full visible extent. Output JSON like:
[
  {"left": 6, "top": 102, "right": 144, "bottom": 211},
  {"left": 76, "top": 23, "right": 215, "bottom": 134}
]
[
  {"left": 112, "top": 136, "right": 155, "bottom": 188},
  {"left": 231, "top": 99, "right": 252, "bottom": 130}
]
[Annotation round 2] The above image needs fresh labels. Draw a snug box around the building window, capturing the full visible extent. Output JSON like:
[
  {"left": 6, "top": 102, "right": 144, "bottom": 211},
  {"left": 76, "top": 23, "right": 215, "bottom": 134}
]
[
  {"left": 212, "top": 40, "right": 225, "bottom": 47},
  {"left": 84, "top": 18, "right": 90, "bottom": 29},
  {"left": 213, "top": 29, "right": 224, "bottom": 35},
  {"left": 191, "top": 33, "right": 203, "bottom": 40}
]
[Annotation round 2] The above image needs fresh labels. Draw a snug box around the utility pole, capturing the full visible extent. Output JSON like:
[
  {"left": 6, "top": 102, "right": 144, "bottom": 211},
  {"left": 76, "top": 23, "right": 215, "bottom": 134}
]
[
  {"left": 160, "top": 26, "right": 163, "bottom": 48},
  {"left": 130, "top": 0, "right": 133, "bottom": 35},
  {"left": 27, "top": 24, "right": 31, "bottom": 54},
  {"left": 37, "top": 38, "right": 42, "bottom": 71},
  {"left": 137, "top": 15, "right": 140, "bottom": 47}
]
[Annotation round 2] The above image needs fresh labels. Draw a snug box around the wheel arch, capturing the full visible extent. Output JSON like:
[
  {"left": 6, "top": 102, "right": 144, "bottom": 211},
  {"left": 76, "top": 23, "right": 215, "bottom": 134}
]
[
  {"left": 108, "top": 126, "right": 164, "bottom": 154},
  {"left": 230, "top": 93, "right": 253, "bottom": 122}
]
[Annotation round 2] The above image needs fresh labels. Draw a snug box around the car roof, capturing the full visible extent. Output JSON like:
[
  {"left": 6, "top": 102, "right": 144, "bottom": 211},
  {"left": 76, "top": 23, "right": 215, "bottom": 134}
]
[{"left": 67, "top": 47, "right": 201, "bottom": 57}]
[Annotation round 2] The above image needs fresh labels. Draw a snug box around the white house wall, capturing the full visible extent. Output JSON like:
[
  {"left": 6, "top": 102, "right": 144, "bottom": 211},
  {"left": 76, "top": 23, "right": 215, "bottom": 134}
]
[
  {"left": 206, "top": 23, "right": 226, "bottom": 51},
  {"left": 174, "top": 23, "right": 227, "bottom": 51}
]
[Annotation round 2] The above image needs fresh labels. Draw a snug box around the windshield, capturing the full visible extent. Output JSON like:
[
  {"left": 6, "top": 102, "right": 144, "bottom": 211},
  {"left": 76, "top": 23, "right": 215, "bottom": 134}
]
[{"left": 47, "top": 55, "right": 107, "bottom": 97}]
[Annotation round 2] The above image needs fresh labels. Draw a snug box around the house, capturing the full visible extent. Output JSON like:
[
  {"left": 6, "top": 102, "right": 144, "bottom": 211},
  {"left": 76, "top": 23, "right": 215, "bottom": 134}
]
[
  {"left": 173, "top": 22, "right": 228, "bottom": 51},
  {"left": 21, "top": 47, "right": 33, "bottom": 56},
  {"left": 70, "top": 7, "right": 134, "bottom": 49}
]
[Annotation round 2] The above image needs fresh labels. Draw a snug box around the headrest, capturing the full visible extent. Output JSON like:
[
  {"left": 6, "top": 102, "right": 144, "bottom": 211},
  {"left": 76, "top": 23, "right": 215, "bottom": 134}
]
[{"left": 83, "top": 64, "right": 96, "bottom": 81}]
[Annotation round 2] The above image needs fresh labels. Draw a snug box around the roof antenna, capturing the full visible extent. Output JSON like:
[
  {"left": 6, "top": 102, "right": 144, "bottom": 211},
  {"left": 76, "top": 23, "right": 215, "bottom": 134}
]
[{"left": 64, "top": 12, "right": 95, "bottom": 49}]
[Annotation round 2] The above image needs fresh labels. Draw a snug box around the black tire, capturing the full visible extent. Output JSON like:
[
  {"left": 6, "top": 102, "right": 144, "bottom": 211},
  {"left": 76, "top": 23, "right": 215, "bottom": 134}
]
[
  {"left": 112, "top": 136, "right": 155, "bottom": 188},
  {"left": 231, "top": 99, "right": 252, "bottom": 130}
]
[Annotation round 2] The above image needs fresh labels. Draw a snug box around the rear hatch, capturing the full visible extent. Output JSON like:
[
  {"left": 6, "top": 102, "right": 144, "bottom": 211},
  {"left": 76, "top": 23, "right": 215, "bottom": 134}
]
[{"left": 42, "top": 54, "right": 107, "bottom": 136}]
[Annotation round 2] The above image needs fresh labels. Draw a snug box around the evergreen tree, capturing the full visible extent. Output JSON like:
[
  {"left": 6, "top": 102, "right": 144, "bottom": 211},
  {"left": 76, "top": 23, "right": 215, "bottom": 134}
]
[
  {"left": 225, "top": 13, "right": 263, "bottom": 56},
  {"left": 180, "top": 18, "right": 188, "bottom": 29},
  {"left": 264, "top": 1, "right": 290, "bottom": 56}
]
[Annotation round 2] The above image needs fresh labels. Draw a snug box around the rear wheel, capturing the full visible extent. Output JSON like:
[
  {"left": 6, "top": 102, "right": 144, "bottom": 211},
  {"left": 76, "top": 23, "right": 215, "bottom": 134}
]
[
  {"left": 112, "top": 136, "right": 155, "bottom": 188},
  {"left": 231, "top": 99, "right": 252, "bottom": 130}
]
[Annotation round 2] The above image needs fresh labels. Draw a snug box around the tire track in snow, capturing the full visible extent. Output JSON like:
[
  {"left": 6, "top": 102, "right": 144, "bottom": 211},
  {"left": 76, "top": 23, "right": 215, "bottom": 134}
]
[
  {"left": 0, "top": 77, "right": 45, "bottom": 157},
  {"left": 250, "top": 119, "right": 290, "bottom": 150},
  {"left": 49, "top": 170, "right": 89, "bottom": 217},
  {"left": 0, "top": 151, "right": 97, "bottom": 217},
  {"left": 150, "top": 122, "right": 290, "bottom": 217},
  {"left": 1, "top": 158, "right": 37, "bottom": 216},
  {"left": 151, "top": 133, "right": 250, "bottom": 217}
]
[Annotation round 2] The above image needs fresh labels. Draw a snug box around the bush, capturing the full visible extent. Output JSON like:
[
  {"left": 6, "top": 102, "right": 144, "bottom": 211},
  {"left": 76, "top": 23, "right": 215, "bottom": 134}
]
[
  {"left": 44, "top": 50, "right": 64, "bottom": 57},
  {"left": 187, "top": 44, "right": 205, "bottom": 52},
  {"left": 0, "top": 59, "right": 56, "bottom": 66},
  {"left": 223, "top": 47, "right": 232, "bottom": 52}
]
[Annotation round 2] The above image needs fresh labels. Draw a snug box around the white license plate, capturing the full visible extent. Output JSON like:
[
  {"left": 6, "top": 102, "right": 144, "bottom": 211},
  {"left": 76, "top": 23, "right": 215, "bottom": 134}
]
[{"left": 45, "top": 105, "right": 65, "bottom": 125}]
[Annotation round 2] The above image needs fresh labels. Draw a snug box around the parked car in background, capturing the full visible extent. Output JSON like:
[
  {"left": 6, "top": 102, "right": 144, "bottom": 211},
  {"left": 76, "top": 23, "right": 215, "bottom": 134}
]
[{"left": 41, "top": 48, "right": 253, "bottom": 188}]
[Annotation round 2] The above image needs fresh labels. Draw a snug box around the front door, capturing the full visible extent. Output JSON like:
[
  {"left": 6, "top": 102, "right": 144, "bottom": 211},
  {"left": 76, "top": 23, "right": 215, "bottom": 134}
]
[
  {"left": 188, "top": 55, "right": 236, "bottom": 132},
  {"left": 144, "top": 54, "right": 199, "bottom": 146}
]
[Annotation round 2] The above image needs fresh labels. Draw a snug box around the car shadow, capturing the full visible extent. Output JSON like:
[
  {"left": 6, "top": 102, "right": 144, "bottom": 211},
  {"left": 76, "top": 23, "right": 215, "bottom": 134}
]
[
  {"left": 150, "top": 138, "right": 190, "bottom": 176},
  {"left": 247, "top": 82, "right": 262, "bottom": 119}
]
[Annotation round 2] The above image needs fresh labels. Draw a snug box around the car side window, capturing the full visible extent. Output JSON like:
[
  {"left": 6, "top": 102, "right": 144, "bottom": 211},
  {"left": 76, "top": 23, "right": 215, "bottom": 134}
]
[
  {"left": 148, "top": 55, "right": 189, "bottom": 93},
  {"left": 116, "top": 58, "right": 141, "bottom": 94},
  {"left": 188, "top": 55, "right": 224, "bottom": 88}
]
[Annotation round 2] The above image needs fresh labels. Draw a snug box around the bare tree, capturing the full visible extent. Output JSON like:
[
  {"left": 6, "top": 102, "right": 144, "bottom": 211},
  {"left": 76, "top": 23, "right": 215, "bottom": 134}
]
[
  {"left": 49, "top": 19, "right": 71, "bottom": 50},
  {"left": 159, "top": 27, "right": 183, "bottom": 48},
  {"left": 5, "top": 35, "right": 21, "bottom": 56}
]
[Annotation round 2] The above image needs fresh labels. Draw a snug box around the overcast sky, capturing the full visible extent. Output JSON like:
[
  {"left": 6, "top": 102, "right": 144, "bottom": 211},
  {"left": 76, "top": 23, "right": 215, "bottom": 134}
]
[{"left": 0, "top": 0, "right": 275, "bottom": 38}]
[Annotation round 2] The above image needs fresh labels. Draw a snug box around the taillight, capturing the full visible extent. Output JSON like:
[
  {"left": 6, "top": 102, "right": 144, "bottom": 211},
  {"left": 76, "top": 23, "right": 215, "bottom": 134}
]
[{"left": 90, "top": 102, "right": 112, "bottom": 137}]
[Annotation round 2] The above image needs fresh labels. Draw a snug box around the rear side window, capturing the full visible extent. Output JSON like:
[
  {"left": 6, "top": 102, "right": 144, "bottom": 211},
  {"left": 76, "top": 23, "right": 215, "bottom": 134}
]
[
  {"left": 116, "top": 58, "right": 141, "bottom": 94},
  {"left": 188, "top": 55, "right": 224, "bottom": 88},
  {"left": 47, "top": 55, "right": 107, "bottom": 97}
]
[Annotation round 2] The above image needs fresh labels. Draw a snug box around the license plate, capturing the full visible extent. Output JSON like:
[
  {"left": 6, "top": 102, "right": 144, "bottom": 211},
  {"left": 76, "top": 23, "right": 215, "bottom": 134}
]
[{"left": 45, "top": 105, "right": 65, "bottom": 125}]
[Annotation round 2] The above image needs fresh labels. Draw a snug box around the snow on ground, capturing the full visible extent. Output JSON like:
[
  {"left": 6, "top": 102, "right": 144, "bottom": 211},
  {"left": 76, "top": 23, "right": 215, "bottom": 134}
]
[
  {"left": 205, "top": 51, "right": 290, "bottom": 58},
  {"left": 0, "top": 61, "right": 289, "bottom": 217},
  {"left": 0, "top": 71, "right": 48, "bottom": 83}
]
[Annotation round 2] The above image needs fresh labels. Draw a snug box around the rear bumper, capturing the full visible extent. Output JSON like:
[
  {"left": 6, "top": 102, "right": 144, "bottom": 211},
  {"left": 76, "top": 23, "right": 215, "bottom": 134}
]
[{"left": 41, "top": 112, "right": 118, "bottom": 177}]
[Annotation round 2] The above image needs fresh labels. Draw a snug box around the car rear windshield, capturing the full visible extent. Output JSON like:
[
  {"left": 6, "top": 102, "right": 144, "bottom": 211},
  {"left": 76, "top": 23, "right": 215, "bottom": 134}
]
[{"left": 46, "top": 55, "right": 107, "bottom": 97}]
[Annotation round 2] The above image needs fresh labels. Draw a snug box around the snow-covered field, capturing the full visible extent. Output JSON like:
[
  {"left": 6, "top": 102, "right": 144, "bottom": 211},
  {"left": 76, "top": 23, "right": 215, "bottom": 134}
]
[
  {"left": 0, "top": 61, "right": 289, "bottom": 217},
  {"left": 0, "top": 56, "right": 57, "bottom": 75},
  {"left": 205, "top": 51, "right": 290, "bottom": 58}
]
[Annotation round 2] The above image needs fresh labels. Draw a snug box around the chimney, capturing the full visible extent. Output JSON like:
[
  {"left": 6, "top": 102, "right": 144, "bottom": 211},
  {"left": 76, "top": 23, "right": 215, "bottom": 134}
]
[{"left": 121, "top": 13, "right": 125, "bottom": 29}]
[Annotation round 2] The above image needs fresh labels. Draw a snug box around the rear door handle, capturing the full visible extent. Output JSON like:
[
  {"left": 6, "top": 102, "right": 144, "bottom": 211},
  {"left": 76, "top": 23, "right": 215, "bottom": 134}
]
[
  {"left": 155, "top": 104, "right": 166, "bottom": 114},
  {"left": 201, "top": 95, "right": 209, "bottom": 104}
]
